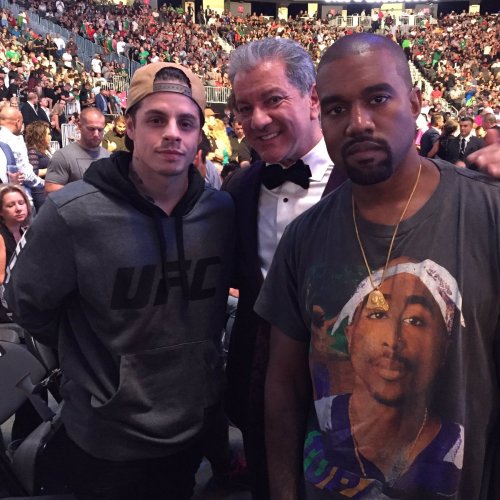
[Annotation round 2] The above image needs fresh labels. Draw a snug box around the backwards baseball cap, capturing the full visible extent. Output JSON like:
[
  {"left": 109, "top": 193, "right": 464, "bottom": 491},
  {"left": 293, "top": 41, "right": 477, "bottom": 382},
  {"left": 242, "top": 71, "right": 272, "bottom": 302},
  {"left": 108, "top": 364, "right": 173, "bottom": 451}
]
[{"left": 126, "top": 62, "right": 206, "bottom": 115}]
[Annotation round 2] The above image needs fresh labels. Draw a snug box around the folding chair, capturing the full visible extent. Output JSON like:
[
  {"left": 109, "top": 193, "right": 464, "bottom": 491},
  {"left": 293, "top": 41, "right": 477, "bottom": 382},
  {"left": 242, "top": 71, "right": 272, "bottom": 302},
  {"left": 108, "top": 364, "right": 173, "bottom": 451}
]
[{"left": 0, "top": 339, "right": 65, "bottom": 496}]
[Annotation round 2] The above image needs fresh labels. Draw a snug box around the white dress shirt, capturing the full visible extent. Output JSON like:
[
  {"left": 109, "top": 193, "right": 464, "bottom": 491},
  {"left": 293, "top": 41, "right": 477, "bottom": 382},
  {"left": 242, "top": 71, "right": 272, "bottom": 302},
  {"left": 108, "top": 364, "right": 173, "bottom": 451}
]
[
  {"left": 0, "top": 147, "right": 7, "bottom": 183},
  {"left": 0, "top": 127, "right": 44, "bottom": 189},
  {"left": 258, "top": 138, "right": 333, "bottom": 277}
]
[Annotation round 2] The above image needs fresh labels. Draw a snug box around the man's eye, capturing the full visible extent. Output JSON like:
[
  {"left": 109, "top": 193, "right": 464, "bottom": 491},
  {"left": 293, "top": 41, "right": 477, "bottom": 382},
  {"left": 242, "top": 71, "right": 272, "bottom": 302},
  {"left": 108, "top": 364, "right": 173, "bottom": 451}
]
[
  {"left": 403, "top": 317, "right": 425, "bottom": 327},
  {"left": 367, "top": 311, "right": 387, "bottom": 320},
  {"left": 370, "top": 95, "right": 390, "bottom": 105},
  {"left": 325, "top": 105, "right": 345, "bottom": 116},
  {"left": 237, "top": 105, "right": 251, "bottom": 116}
]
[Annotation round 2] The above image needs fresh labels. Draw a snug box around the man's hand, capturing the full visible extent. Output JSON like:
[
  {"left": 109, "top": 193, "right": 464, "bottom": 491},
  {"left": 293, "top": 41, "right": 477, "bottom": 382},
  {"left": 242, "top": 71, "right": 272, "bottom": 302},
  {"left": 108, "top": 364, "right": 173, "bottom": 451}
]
[
  {"left": 467, "top": 144, "right": 500, "bottom": 178},
  {"left": 7, "top": 170, "right": 25, "bottom": 184},
  {"left": 266, "top": 327, "right": 311, "bottom": 500}
]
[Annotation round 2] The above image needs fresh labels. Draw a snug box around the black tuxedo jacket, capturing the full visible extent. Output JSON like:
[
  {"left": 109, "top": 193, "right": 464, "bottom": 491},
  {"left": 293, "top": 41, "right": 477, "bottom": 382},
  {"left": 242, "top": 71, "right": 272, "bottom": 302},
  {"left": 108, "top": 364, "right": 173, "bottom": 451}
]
[
  {"left": 21, "top": 103, "right": 41, "bottom": 126},
  {"left": 221, "top": 160, "right": 346, "bottom": 428},
  {"left": 446, "top": 135, "right": 484, "bottom": 168}
]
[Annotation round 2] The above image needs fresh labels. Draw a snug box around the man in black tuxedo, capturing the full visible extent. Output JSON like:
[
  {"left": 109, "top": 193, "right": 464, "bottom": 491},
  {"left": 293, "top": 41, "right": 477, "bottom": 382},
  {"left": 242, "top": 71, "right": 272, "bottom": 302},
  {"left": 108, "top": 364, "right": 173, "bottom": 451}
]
[
  {"left": 222, "top": 38, "right": 345, "bottom": 499},
  {"left": 37, "top": 97, "right": 51, "bottom": 123},
  {"left": 447, "top": 116, "right": 484, "bottom": 168},
  {"left": 21, "top": 92, "right": 44, "bottom": 126}
]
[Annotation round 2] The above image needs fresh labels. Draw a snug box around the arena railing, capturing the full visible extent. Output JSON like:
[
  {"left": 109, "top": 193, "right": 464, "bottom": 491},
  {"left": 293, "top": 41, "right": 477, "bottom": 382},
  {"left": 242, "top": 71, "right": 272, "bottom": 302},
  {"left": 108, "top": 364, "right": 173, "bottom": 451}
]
[{"left": 205, "top": 86, "right": 231, "bottom": 104}]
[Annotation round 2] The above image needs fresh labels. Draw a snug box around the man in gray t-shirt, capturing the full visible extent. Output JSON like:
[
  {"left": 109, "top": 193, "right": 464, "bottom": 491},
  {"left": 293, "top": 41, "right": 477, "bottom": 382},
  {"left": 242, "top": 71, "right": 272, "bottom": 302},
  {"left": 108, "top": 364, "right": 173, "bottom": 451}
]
[
  {"left": 45, "top": 108, "right": 110, "bottom": 193},
  {"left": 256, "top": 33, "right": 500, "bottom": 500}
]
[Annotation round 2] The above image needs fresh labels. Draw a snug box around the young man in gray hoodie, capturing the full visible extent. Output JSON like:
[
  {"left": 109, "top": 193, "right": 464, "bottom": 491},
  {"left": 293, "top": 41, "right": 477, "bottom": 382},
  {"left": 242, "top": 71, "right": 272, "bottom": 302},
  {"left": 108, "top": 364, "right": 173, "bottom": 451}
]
[{"left": 5, "top": 62, "right": 235, "bottom": 499}]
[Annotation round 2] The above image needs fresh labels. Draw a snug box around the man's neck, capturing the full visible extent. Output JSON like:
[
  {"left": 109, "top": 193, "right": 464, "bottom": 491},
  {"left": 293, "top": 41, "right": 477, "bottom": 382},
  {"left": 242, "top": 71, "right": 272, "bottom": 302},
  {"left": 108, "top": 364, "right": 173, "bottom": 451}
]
[
  {"left": 351, "top": 156, "right": 440, "bottom": 226},
  {"left": 129, "top": 161, "right": 189, "bottom": 216},
  {"left": 77, "top": 141, "right": 100, "bottom": 152}
]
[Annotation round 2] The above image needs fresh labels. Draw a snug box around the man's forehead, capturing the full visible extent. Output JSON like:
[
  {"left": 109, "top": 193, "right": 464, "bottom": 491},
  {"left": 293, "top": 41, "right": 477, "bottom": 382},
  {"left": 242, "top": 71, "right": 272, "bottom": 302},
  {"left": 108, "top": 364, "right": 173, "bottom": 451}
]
[{"left": 139, "top": 91, "right": 201, "bottom": 115}]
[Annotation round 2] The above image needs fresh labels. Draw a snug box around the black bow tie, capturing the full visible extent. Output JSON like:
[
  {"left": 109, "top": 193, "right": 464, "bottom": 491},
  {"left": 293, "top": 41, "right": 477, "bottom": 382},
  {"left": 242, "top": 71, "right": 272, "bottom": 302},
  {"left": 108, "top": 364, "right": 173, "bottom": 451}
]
[{"left": 262, "top": 160, "right": 311, "bottom": 190}]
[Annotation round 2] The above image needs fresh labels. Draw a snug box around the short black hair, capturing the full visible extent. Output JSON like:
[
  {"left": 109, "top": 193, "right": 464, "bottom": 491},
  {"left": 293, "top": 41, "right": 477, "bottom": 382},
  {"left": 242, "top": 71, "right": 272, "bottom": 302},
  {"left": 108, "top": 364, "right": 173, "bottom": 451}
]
[{"left": 318, "top": 33, "right": 413, "bottom": 91}]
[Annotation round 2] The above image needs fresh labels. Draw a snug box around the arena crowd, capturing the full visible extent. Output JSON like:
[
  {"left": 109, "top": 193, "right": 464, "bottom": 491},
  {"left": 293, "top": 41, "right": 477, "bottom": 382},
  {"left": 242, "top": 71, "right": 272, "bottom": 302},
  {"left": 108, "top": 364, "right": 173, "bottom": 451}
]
[{"left": 0, "top": 1, "right": 499, "bottom": 499}]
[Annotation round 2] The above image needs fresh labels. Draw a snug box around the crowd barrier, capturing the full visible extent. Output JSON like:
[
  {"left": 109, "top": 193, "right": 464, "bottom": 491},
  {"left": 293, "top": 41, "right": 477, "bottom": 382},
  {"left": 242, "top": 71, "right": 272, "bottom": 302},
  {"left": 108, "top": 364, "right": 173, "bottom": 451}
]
[{"left": 60, "top": 123, "right": 80, "bottom": 147}]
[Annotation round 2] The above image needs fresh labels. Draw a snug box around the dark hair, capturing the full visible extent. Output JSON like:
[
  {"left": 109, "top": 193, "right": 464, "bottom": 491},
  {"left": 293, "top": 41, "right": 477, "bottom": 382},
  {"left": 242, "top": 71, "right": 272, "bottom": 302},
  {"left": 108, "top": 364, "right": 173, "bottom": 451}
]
[
  {"left": 221, "top": 161, "right": 240, "bottom": 180},
  {"left": 460, "top": 116, "right": 474, "bottom": 125},
  {"left": 318, "top": 33, "right": 413, "bottom": 91},
  {"left": 197, "top": 132, "right": 212, "bottom": 163}
]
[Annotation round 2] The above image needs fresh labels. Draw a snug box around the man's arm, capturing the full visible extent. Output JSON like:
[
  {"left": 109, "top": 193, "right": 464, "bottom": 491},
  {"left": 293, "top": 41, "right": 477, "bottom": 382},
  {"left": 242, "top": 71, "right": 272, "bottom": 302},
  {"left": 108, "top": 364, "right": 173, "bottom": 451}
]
[
  {"left": 10, "top": 137, "right": 44, "bottom": 189},
  {"left": 44, "top": 181, "right": 65, "bottom": 192},
  {"left": 266, "top": 326, "right": 311, "bottom": 500},
  {"left": 4, "top": 198, "right": 77, "bottom": 346},
  {"left": 45, "top": 149, "right": 69, "bottom": 193}
]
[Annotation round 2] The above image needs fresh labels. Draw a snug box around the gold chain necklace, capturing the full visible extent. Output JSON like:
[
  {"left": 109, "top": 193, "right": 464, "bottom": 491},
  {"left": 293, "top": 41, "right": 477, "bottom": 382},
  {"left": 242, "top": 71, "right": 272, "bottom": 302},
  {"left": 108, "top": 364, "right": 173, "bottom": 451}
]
[
  {"left": 348, "top": 397, "right": 428, "bottom": 479},
  {"left": 352, "top": 163, "right": 422, "bottom": 312}
]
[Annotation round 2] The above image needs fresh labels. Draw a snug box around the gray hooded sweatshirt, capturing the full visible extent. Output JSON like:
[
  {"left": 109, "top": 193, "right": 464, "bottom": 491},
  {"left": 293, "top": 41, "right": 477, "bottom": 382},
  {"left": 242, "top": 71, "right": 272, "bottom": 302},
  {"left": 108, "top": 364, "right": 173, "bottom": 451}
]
[{"left": 5, "top": 151, "right": 235, "bottom": 460}]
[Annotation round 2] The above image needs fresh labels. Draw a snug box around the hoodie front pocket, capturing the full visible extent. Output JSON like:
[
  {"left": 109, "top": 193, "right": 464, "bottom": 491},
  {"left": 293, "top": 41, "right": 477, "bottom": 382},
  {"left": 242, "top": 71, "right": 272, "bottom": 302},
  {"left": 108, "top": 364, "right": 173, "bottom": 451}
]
[{"left": 90, "top": 340, "right": 220, "bottom": 439}]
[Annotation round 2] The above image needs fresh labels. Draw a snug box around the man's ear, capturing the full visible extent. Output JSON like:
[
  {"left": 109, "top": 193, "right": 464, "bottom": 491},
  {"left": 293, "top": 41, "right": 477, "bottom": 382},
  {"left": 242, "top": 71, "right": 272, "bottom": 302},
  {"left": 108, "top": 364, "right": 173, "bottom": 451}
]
[
  {"left": 309, "top": 84, "right": 320, "bottom": 121},
  {"left": 409, "top": 86, "right": 422, "bottom": 120}
]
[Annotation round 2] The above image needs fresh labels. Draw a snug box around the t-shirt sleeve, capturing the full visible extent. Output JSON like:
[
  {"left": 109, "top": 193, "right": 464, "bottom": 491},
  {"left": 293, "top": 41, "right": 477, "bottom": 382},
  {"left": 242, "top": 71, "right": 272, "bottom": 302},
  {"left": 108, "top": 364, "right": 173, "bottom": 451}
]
[
  {"left": 237, "top": 141, "right": 252, "bottom": 163},
  {"left": 45, "top": 149, "right": 69, "bottom": 185},
  {"left": 254, "top": 223, "right": 310, "bottom": 343}
]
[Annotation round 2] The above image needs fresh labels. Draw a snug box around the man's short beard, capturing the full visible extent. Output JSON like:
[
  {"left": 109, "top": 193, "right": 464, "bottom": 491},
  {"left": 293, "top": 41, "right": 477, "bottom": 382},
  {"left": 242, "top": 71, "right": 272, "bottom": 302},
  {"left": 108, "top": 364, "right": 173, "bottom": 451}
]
[{"left": 341, "top": 137, "right": 394, "bottom": 186}]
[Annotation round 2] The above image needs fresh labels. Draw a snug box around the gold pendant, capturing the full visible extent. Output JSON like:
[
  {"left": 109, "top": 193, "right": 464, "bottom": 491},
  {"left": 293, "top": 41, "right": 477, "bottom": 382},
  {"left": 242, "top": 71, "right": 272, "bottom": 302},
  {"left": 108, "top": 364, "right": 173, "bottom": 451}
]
[{"left": 367, "top": 289, "right": 389, "bottom": 311}]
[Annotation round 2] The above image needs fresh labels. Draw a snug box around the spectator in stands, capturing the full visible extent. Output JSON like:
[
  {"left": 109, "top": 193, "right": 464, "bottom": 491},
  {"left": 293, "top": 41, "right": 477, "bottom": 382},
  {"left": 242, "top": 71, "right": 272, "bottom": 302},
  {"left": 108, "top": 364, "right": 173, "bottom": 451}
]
[
  {"left": 0, "top": 187, "right": 30, "bottom": 248},
  {"left": 420, "top": 113, "right": 444, "bottom": 157},
  {"left": 0, "top": 104, "right": 44, "bottom": 196},
  {"left": 20, "top": 91, "right": 41, "bottom": 126},
  {"left": 427, "top": 117, "right": 459, "bottom": 162},
  {"left": 193, "top": 132, "right": 221, "bottom": 189},
  {"left": 0, "top": 71, "right": 8, "bottom": 102},
  {"left": 0, "top": 183, "right": 31, "bottom": 319},
  {"left": 5, "top": 61, "right": 234, "bottom": 500},
  {"left": 94, "top": 86, "right": 109, "bottom": 114},
  {"left": 45, "top": 107, "right": 109, "bottom": 192},
  {"left": 65, "top": 36, "right": 77, "bottom": 57},
  {"left": 37, "top": 97, "right": 51, "bottom": 123},
  {"left": 78, "top": 82, "right": 94, "bottom": 109},
  {"left": 101, "top": 114, "right": 128, "bottom": 152},
  {"left": 49, "top": 100, "right": 65, "bottom": 144},
  {"left": 483, "top": 113, "right": 500, "bottom": 146},
  {"left": 228, "top": 119, "right": 254, "bottom": 168},
  {"left": 223, "top": 37, "right": 345, "bottom": 500},
  {"left": 25, "top": 120, "right": 52, "bottom": 210},
  {"left": 448, "top": 116, "right": 484, "bottom": 168}
]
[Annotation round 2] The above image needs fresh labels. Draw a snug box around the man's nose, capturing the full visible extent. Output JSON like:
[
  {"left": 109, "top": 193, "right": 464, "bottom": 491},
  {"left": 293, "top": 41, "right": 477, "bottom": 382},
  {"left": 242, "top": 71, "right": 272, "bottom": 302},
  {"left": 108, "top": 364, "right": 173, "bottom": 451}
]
[
  {"left": 346, "top": 103, "right": 375, "bottom": 137},
  {"left": 250, "top": 107, "right": 272, "bottom": 130},
  {"left": 381, "top": 319, "right": 403, "bottom": 351}
]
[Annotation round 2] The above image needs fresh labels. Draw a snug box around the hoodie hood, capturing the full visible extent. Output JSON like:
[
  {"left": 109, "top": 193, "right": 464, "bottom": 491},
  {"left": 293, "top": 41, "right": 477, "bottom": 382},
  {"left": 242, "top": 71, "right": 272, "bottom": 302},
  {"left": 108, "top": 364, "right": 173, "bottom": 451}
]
[
  {"left": 84, "top": 151, "right": 206, "bottom": 300},
  {"left": 83, "top": 151, "right": 205, "bottom": 218}
]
